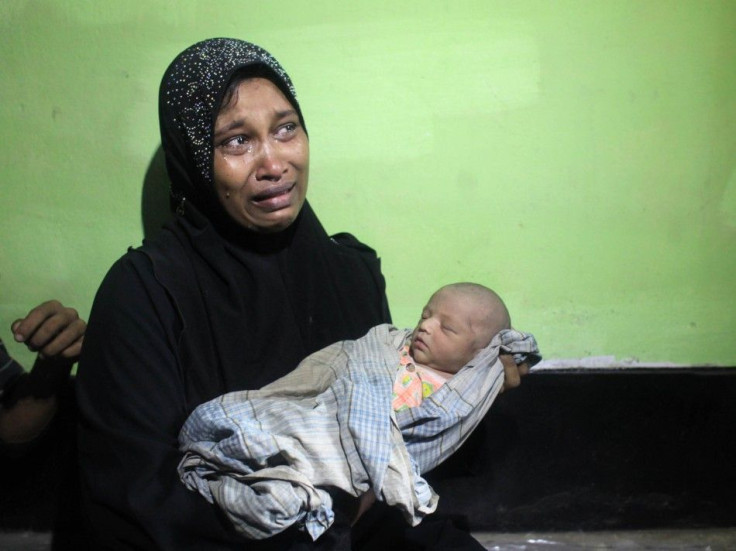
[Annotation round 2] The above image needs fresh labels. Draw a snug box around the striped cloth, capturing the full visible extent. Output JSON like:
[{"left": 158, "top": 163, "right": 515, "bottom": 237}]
[{"left": 178, "top": 324, "right": 540, "bottom": 541}]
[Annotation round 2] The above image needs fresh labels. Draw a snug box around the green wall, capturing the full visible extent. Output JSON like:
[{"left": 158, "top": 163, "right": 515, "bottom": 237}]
[{"left": 2, "top": 0, "right": 735, "bottom": 369}]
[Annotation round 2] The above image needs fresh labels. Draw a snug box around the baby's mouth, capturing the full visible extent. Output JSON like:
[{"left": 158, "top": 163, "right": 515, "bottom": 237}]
[{"left": 412, "top": 336, "right": 427, "bottom": 351}]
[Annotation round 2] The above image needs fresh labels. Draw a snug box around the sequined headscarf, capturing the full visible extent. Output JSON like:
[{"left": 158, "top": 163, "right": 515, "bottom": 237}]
[{"left": 159, "top": 38, "right": 306, "bottom": 216}]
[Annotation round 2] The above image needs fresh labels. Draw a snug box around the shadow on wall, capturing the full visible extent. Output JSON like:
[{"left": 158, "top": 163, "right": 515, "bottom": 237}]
[{"left": 141, "top": 145, "right": 173, "bottom": 240}]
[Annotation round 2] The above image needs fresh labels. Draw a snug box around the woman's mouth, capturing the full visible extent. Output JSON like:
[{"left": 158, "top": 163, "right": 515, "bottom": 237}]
[{"left": 251, "top": 183, "right": 296, "bottom": 211}]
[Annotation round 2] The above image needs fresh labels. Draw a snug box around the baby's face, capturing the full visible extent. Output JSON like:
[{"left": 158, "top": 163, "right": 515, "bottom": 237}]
[{"left": 409, "top": 289, "right": 487, "bottom": 374}]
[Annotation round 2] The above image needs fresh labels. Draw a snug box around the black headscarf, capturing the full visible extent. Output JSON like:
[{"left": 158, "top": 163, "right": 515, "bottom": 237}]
[
  {"left": 147, "top": 38, "right": 390, "bottom": 409},
  {"left": 159, "top": 38, "right": 307, "bottom": 218}
]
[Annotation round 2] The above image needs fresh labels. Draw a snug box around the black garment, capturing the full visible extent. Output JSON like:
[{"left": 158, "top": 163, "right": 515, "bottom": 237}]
[
  {"left": 77, "top": 37, "right": 483, "bottom": 550},
  {"left": 76, "top": 202, "right": 390, "bottom": 550},
  {"left": 77, "top": 37, "right": 391, "bottom": 547}
]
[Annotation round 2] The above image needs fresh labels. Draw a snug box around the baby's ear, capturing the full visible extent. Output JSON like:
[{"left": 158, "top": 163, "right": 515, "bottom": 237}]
[{"left": 472, "top": 340, "right": 489, "bottom": 357}]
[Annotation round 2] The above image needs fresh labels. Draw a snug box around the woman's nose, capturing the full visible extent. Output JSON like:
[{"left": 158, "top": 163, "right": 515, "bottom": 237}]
[{"left": 255, "top": 142, "right": 286, "bottom": 181}]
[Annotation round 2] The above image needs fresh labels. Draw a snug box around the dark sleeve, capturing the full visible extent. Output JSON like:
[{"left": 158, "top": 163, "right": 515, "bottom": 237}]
[
  {"left": 0, "top": 339, "right": 24, "bottom": 401},
  {"left": 331, "top": 232, "right": 392, "bottom": 325},
  {"left": 75, "top": 254, "right": 247, "bottom": 550}
]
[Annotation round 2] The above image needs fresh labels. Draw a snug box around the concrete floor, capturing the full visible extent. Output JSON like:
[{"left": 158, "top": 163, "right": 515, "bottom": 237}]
[
  {"left": 2, "top": 529, "right": 736, "bottom": 550},
  {"left": 475, "top": 529, "right": 736, "bottom": 550},
  {"left": 0, "top": 531, "right": 51, "bottom": 551}
]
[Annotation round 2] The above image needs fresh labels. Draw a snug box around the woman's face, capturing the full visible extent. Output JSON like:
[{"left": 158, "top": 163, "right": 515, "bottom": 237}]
[{"left": 212, "top": 78, "right": 309, "bottom": 232}]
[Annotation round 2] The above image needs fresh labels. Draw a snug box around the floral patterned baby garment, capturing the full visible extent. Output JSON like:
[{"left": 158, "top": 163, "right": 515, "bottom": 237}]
[{"left": 392, "top": 345, "right": 450, "bottom": 411}]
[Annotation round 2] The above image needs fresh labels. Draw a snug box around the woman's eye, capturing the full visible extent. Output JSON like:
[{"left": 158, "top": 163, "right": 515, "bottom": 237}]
[
  {"left": 275, "top": 122, "right": 298, "bottom": 138},
  {"left": 220, "top": 135, "right": 251, "bottom": 152}
]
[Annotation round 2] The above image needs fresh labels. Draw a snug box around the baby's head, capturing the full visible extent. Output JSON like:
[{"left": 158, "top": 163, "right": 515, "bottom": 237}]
[{"left": 409, "top": 283, "right": 510, "bottom": 374}]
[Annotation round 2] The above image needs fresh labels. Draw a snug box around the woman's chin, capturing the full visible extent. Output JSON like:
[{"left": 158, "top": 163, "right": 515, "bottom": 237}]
[{"left": 240, "top": 209, "right": 299, "bottom": 233}]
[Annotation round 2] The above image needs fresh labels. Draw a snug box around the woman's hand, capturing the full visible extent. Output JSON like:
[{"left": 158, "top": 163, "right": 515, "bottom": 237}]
[
  {"left": 11, "top": 300, "right": 86, "bottom": 361},
  {"left": 499, "top": 354, "right": 529, "bottom": 392}
]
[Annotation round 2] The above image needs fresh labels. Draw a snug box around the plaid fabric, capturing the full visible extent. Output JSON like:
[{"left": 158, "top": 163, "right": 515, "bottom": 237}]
[
  {"left": 178, "top": 324, "right": 540, "bottom": 540},
  {"left": 395, "top": 328, "right": 540, "bottom": 474}
]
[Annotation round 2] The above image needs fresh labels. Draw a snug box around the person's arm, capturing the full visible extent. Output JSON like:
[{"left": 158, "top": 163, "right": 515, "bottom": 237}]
[
  {"left": 75, "top": 256, "right": 261, "bottom": 550},
  {"left": 0, "top": 301, "right": 85, "bottom": 444}
]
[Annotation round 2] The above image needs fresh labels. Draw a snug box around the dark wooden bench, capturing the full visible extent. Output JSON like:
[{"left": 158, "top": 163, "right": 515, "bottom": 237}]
[
  {"left": 2, "top": 369, "right": 734, "bottom": 548},
  {"left": 427, "top": 367, "right": 736, "bottom": 531}
]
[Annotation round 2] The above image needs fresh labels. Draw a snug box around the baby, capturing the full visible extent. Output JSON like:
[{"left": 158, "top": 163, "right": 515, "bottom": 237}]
[
  {"left": 393, "top": 282, "right": 511, "bottom": 411},
  {"left": 179, "top": 282, "right": 539, "bottom": 541}
]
